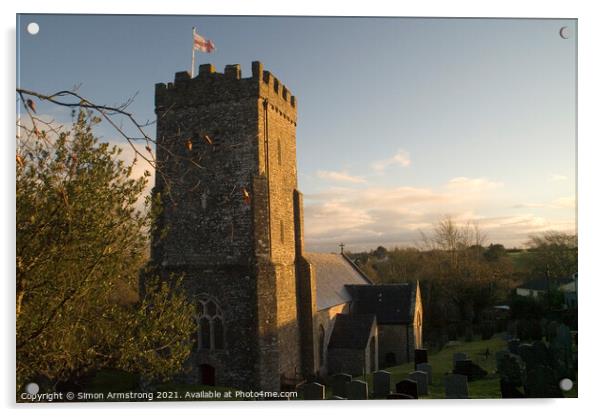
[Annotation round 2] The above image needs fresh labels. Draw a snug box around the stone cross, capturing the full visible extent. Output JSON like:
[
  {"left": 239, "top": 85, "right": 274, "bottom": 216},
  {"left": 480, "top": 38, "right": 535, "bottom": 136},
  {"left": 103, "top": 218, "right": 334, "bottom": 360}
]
[{"left": 444, "top": 374, "right": 468, "bottom": 399}]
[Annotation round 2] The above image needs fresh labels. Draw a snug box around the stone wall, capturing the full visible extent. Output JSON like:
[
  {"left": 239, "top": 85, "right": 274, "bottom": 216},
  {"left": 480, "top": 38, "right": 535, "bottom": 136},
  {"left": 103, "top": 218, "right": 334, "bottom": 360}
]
[{"left": 378, "top": 324, "right": 410, "bottom": 367}]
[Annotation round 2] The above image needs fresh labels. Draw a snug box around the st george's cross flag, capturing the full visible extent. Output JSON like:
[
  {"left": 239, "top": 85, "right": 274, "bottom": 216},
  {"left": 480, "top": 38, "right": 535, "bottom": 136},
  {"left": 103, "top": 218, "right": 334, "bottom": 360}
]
[{"left": 193, "top": 31, "right": 216, "bottom": 53}]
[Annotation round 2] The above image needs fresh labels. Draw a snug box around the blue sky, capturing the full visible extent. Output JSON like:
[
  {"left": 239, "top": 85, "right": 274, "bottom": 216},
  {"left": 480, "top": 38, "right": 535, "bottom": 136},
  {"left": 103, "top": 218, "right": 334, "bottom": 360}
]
[{"left": 17, "top": 14, "right": 576, "bottom": 251}]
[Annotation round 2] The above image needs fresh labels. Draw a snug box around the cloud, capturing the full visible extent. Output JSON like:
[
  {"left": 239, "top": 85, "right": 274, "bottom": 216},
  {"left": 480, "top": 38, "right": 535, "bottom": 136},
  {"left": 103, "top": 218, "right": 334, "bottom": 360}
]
[
  {"left": 512, "top": 196, "right": 575, "bottom": 210},
  {"left": 549, "top": 174, "right": 568, "bottom": 182},
  {"left": 302, "top": 177, "right": 574, "bottom": 252},
  {"left": 316, "top": 170, "right": 367, "bottom": 184},
  {"left": 446, "top": 177, "right": 504, "bottom": 192},
  {"left": 372, "top": 149, "right": 411, "bottom": 172}
]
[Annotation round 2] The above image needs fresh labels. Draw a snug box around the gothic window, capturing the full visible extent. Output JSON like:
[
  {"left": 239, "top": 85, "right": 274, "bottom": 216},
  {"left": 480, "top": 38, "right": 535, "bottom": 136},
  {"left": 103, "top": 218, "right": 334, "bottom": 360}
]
[{"left": 196, "top": 296, "right": 225, "bottom": 351}]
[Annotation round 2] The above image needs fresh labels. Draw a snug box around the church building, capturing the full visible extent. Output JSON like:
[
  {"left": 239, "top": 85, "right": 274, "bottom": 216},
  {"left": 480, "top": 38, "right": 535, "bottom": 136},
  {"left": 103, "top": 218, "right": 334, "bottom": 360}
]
[{"left": 149, "top": 61, "right": 422, "bottom": 392}]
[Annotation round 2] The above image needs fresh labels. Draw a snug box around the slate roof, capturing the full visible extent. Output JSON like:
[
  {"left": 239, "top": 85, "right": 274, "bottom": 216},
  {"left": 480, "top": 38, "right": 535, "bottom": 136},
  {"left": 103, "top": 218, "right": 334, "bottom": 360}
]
[
  {"left": 327, "top": 313, "right": 376, "bottom": 350},
  {"left": 304, "top": 252, "right": 372, "bottom": 311},
  {"left": 518, "top": 276, "right": 575, "bottom": 291},
  {"left": 345, "top": 283, "right": 416, "bottom": 324}
]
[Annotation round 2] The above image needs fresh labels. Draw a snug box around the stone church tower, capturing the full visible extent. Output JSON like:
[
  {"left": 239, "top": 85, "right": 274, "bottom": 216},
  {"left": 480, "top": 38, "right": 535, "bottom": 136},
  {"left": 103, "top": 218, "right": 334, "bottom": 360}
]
[{"left": 151, "top": 62, "right": 302, "bottom": 391}]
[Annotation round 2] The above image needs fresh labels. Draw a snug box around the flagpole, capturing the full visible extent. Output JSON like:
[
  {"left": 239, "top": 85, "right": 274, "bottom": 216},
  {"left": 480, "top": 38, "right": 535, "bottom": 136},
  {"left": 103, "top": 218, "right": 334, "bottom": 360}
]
[{"left": 191, "top": 26, "right": 196, "bottom": 77}]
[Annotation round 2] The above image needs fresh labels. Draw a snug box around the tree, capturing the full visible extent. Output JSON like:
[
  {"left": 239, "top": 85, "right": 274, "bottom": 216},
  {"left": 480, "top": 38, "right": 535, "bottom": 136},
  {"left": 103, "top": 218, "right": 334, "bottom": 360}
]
[
  {"left": 16, "top": 110, "right": 195, "bottom": 390},
  {"left": 484, "top": 243, "right": 507, "bottom": 262},
  {"left": 525, "top": 231, "right": 577, "bottom": 280}
]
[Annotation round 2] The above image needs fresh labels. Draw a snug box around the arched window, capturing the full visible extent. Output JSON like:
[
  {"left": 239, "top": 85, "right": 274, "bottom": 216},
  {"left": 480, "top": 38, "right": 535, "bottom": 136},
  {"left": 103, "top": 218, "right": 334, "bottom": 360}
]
[
  {"left": 318, "top": 325, "right": 325, "bottom": 367},
  {"left": 196, "top": 296, "right": 225, "bottom": 351}
]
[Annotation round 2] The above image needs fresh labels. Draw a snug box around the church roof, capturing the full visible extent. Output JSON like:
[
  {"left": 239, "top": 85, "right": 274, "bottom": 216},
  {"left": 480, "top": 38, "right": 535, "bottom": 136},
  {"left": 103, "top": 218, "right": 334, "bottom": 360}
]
[
  {"left": 327, "top": 313, "right": 376, "bottom": 350},
  {"left": 346, "top": 283, "right": 417, "bottom": 324},
  {"left": 303, "top": 252, "right": 372, "bottom": 311}
]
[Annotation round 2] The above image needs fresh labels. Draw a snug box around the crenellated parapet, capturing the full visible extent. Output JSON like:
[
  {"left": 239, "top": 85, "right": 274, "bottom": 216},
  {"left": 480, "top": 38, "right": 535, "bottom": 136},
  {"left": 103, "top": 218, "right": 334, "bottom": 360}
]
[{"left": 155, "top": 61, "right": 297, "bottom": 123}]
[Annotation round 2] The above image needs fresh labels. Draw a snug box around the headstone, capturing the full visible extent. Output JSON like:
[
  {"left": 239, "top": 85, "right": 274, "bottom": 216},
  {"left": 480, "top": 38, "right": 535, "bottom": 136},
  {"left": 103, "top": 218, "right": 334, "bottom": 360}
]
[
  {"left": 452, "top": 352, "right": 467, "bottom": 367},
  {"left": 386, "top": 393, "right": 414, "bottom": 399},
  {"left": 444, "top": 374, "right": 468, "bottom": 399},
  {"left": 303, "top": 382, "right": 325, "bottom": 400},
  {"left": 372, "top": 370, "right": 391, "bottom": 397},
  {"left": 518, "top": 343, "right": 536, "bottom": 371},
  {"left": 495, "top": 350, "right": 509, "bottom": 372},
  {"left": 346, "top": 380, "right": 368, "bottom": 400},
  {"left": 524, "top": 365, "right": 563, "bottom": 398},
  {"left": 414, "top": 349, "right": 428, "bottom": 368},
  {"left": 532, "top": 340, "right": 553, "bottom": 368},
  {"left": 395, "top": 379, "right": 418, "bottom": 399},
  {"left": 545, "top": 321, "right": 559, "bottom": 342},
  {"left": 508, "top": 339, "right": 521, "bottom": 355},
  {"left": 499, "top": 353, "right": 523, "bottom": 387},
  {"left": 551, "top": 324, "right": 575, "bottom": 379},
  {"left": 416, "top": 363, "right": 433, "bottom": 384},
  {"left": 408, "top": 371, "right": 428, "bottom": 396},
  {"left": 500, "top": 378, "right": 525, "bottom": 398},
  {"left": 454, "top": 359, "right": 473, "bottom": 376},
  {"left": 331, "top": 373, "right": 351, "bottom": 398}
]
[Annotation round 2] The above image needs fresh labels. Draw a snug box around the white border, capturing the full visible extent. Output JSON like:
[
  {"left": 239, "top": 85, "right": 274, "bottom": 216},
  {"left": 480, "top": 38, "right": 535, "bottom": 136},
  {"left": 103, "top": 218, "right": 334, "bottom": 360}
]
[{"left": 3, "top": 1, "right": 601, "bottom": 416}]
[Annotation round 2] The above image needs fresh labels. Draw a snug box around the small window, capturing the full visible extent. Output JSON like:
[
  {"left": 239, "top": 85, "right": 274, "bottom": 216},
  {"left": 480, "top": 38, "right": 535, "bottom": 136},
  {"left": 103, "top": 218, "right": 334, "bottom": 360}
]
[
  {"left": 280, "top": 219, "right": 285, "bottom": 243},
  {"left": 277, "top": 138, "right": 282, "bottom": 165}
]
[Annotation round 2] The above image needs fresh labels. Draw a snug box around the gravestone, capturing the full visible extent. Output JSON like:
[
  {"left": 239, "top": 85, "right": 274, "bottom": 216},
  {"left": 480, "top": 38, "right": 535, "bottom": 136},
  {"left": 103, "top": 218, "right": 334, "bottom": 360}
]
[
  {"left": 500, "top": 378, "right": 525, "bottom": 398},
  {"left": 495, "top": 350, "right": 509, "bottom": 372},
  {"left": 416, "top": 363, "right": 433, "bottom": 384},
  {"left": 524, "top": 365, "right": 563, "bottom": 398},
  {"left": 508, "top": 339, "right": 521, "bottom": 355},
  {"left": 331, "top": 373, "right": 352, "bottom": 398},
  {"left": 444, "top": 374, "right": 468, "bottom": 399},
  {"left": 386, "top": 393, "right": 414, "bottom": 399},
  {"left": 303, "top": 382, "right": 325, "bottom": 400},
  {"left": 408, "top": 371, "right": 429, "bottom": 396},
  {"left": 414, "top": 349, "right": 428, "bottom": 368},
  {"left": 395, "top": 379, "right": 418, "bottom": 399},
  {"left": 551, "top": 324, "right": 575, "bottom": 379},
  {"left": 532, "top": 340, "right": 553, "bottom": 368},
  {"left": 518, "top": 343, "right": 536, "bottom": 371},
  {"left": 499, "top": 353, "right": 523, "bottom": 387},
  {"left": 453, "top": 352, "right": 467, "bottom": 367},
  {"left": 372, "top": 370, "right": 391, "bottom": 397},
  {"left": 346, "top": 380, "right": 368, "bottom": 400}
]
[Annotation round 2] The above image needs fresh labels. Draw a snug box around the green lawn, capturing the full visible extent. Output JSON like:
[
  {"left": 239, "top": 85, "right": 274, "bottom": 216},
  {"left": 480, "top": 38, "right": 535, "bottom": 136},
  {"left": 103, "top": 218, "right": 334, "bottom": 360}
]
[
  {"left": 359, "top": 334, "right": 576, "bottom": 399},
  {"left": 366, "top": 336, "right": 507, "bottom": 399}
]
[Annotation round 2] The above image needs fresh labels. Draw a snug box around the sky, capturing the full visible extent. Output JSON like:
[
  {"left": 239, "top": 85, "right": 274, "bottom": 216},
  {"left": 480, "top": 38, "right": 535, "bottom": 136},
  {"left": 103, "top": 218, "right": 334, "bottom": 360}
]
[{"left": 17, "top": 14, "right": 577, "bottom": 252}]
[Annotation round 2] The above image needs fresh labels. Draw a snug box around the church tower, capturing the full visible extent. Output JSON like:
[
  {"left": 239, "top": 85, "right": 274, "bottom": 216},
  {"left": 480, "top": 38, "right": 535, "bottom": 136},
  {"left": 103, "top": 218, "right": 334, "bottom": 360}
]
[{"left": 151, "top": 62, "right": 302, "bottom": 391}]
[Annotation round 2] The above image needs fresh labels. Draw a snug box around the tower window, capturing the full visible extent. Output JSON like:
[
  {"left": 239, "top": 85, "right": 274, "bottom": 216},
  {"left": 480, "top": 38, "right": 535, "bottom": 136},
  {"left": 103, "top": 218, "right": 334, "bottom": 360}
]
[
  {"left": 280, "top": 219, "right": 285, "bottom": 243},
  {"left": 196, "top": 296, "right": 225, "bottom": 351},
  {"left": 277, "top": 138, "right": 282, "bottom": 165}
]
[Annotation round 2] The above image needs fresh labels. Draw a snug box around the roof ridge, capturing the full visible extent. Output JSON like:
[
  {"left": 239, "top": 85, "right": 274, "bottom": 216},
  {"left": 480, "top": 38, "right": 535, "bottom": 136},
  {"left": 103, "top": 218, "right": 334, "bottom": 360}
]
[{"left": 341, "top": 253, "right": 373, "bottom": 284}]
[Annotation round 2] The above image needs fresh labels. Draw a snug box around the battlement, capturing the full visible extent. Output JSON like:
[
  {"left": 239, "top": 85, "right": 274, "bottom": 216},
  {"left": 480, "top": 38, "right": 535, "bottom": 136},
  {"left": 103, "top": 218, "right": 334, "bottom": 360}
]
[{"left": 155, "top": 61, "right": 297, "bottom": 119}]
